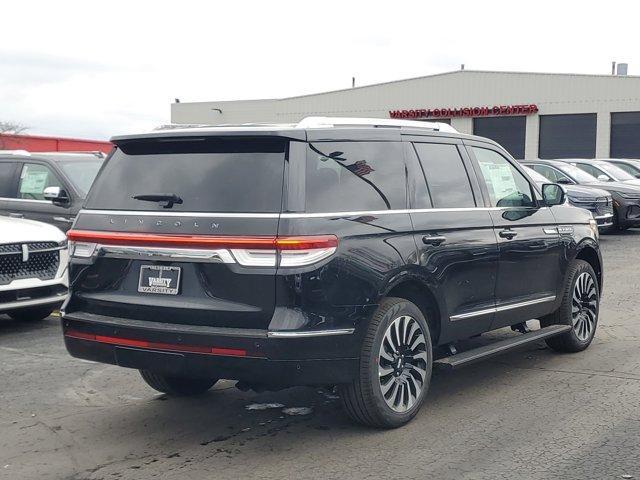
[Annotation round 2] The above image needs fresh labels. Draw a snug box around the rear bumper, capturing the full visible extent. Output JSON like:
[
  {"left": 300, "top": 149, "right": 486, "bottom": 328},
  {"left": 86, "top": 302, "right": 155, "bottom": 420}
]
[{"left": 61, "top": 311, "right": 360, "bottom": 386}]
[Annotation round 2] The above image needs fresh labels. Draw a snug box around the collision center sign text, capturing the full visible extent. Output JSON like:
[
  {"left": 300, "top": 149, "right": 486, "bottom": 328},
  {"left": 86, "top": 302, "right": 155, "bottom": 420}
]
[{"left": 389, "top": 104, "right": 539, "bottom": 119}]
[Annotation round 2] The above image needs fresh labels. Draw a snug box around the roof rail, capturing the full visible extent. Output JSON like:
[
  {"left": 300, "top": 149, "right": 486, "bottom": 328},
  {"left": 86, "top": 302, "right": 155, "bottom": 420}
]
[
  {"left": 295, "top": 116, "right": 458, "bottom": 133},
  {"left": 0, "top": 150, "right": 30, "bottom": 156},
  {"left": 36, "top": 151, "right": 106, "bottom": 158}
]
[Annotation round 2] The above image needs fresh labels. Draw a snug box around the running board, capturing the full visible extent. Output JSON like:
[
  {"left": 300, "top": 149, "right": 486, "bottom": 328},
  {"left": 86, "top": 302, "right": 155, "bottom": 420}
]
[{"left": 434, "top": 324, "right": 572, "bottom": 370}]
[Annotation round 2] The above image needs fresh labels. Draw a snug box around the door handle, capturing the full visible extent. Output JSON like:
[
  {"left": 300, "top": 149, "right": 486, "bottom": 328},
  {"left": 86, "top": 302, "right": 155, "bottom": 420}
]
[
  {"left": 422, "top": 235, "right": 446, "bottom": 246},
  {"left": 53, "top": 216, "right": 74, "bottom": 224},
  {"left": 498, "top": 229, "right": 518, "bottom": 240},
  {"left": 9, "top": 212, "right": 24, "bottom": 218}
]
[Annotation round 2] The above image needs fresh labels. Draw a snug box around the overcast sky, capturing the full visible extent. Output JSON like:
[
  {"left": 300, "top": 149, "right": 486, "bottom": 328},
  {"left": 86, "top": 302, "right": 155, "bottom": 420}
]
[{"left": 1, "top": 0, "right": 638, "bottom": 140}]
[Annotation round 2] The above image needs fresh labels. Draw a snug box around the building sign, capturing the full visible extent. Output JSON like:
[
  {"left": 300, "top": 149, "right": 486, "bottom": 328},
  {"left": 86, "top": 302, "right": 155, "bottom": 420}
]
[{"left": 389, "top": 104, "right": 539, "bottom": 119}]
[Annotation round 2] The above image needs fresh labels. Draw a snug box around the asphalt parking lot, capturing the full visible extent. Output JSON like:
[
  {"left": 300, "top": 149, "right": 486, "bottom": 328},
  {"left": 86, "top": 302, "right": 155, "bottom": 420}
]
[{"left": 2, "top": 231, "right": 639, "bottom": 480}]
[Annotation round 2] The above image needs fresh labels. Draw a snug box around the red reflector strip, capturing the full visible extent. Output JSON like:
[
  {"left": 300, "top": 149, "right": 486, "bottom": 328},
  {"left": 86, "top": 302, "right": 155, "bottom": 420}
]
[
  {"left": 67, "top": 230, "right": 275, "bottom": 250},
  {"left": 65, "top": 330, "right": 248, "bottom": 357},
  {"left": 67, "top": 230, "right": 338, "bottom": 250}
]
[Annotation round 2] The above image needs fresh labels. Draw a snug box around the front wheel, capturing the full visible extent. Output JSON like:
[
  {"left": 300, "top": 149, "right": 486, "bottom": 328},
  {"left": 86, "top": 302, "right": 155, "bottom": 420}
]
[
  {"left": 139, "top": 370, "right": 218, "bottom": 396},
  {"left": 339, "top": 297, "right": 433, "bottom": 428},
  {"left": 540, "top": 260, "right": 599, "bottom": 353}
]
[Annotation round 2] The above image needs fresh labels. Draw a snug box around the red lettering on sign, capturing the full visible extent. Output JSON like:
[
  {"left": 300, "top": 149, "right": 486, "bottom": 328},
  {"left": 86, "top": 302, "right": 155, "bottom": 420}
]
[{"left": 388, "top": 104, "right": 539, "bottom": 119}]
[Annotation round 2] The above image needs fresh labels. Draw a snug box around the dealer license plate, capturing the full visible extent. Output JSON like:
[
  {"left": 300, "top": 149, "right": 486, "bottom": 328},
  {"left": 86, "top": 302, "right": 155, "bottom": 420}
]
[{"left": 138, "top": 265, "right": 181, "bottom": 295}]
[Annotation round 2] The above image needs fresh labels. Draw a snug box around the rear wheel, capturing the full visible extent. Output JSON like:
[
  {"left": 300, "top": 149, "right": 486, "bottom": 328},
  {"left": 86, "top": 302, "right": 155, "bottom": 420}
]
[
  {"left": 139, "top": 370, "right": 218, "bottom": 396},
  {"left": 339, "top": 297, "right": 432, "bottom": 428},
  {"left": 7, "top": 306, "right": 55, "bottom": 322},
  {"left": 540, "top": 260, "right": 599, "bottom": 352}
]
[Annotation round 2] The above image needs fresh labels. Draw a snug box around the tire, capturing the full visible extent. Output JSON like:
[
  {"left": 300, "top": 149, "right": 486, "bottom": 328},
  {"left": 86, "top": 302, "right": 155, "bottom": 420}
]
[
  {"left": 339, "top": 297, "right": 433, "bottom": 428},
  {"left": 7, "top": 306, "right": 55, "bottom": 322},
  {"left": 540, "top": 260, "right": 599, "bottom": 353},
  {"left": 139, "top": 370, "right": 218, "bottom": 396}
]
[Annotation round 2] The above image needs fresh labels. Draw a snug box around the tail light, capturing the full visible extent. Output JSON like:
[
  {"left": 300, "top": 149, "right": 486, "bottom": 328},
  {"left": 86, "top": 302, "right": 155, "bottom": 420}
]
[{"left": 66, "top": 230, "right": 338, "bottom": 267}]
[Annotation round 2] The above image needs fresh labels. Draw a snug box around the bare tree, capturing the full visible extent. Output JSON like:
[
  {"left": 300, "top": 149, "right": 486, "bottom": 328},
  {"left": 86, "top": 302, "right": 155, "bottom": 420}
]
[
  {"left": 0, "top": 121, "right": 29, "bottom": 134},
  {"left": 0, "top": 121, "right": 29, "bottom": 149}
]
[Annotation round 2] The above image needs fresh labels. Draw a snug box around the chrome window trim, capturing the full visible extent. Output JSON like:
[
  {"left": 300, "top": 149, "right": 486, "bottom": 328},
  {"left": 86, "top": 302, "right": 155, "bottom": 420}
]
[
  {"left": 78, "top": 206, "right": 525, "bottom": 220},
  {"left": 450, "top": 295, "right": 556, "bottom": 322},
  {"left": 267, "top": 328, "right": 355, "bottom": 338},
  {"left": 79, "top": 209, "right": 280, "bottom": 218},
  {"left": 2, "top": 197, "right": 52, "bottom": 204}
]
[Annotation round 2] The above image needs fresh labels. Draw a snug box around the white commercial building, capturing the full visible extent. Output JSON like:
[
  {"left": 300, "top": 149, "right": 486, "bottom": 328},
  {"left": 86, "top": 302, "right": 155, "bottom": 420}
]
[{"left": 171, "top": 69, "right": 640, "bottom": 160}]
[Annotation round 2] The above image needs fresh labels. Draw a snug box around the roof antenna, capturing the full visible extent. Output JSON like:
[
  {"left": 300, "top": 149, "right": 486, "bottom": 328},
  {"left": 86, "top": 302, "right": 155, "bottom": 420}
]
[
  {"left": 352, "top": 77, "right": 356, "bottom": 88},
  {"left": 175, "top": 98, "right": 180, "bottom": 103},
  {"left": 461, "top": 64, "right": 465, "bottom": 70}
]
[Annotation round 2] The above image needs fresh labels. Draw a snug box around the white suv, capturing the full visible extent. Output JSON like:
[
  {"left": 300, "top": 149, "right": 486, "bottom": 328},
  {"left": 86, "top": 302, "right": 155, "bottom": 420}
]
[{"left": 0, "top": 216, "right": 68, "bottom": 321}]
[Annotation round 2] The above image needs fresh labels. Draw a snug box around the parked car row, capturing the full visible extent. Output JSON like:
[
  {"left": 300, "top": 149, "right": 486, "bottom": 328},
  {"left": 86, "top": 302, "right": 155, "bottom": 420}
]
[
  {"left": 522, "top": 158, "right": 640, "bottom": 231},
  {"left": 0, "top": 150, "right": 104, "bottom": 323},
  {"left": 522, "top": 166, "right": 614, "bottom": 229}
]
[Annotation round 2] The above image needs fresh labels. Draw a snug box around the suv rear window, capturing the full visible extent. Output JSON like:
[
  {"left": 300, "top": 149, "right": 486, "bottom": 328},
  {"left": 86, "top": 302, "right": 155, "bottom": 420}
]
[
  {"left": 305, "top": 142, "right": 406, "bottom": 212},
  {"left": 84, "top": 137, "right": 287, "bottom": 212}
]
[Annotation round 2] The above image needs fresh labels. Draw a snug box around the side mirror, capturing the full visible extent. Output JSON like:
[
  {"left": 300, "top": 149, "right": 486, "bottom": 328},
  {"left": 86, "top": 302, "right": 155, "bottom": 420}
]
[
  {"left": 43, "top": 186, "right": 70, "bottom": 205},
  {"left": 597, "top": 174, "right": 610, "bottom": 182},
  {"left": 542, "top": 183, "right": 565, "bottom": 206}
]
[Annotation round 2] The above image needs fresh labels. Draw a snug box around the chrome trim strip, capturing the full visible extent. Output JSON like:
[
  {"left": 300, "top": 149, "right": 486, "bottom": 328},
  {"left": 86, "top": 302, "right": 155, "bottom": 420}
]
[
  {"left": 96, "top": 245, "right": 236, "bottom": 263},
  {"left": 450, "top": 295, "right": 556, "bottom": 321},
  {"left": 79, "top": 209, "right": 279, "bottom": 218},
  {"left": 267, "top": 328, "right": 355, "bottom": 338},
  {"left": 0, "top": 293, "right": 68, "bottom": 311},
  {"left": 281, "top": 208, "right": 503, "bottom": 218},
  {"left": 0, "top": 245, "right": 66, "bottom": 256},
  {"left": 495, "top": 295, "right": 556, "bottom": 312},
  {"left": 449, "top": 307, "right": 496, "bottom": 321},
  {"left": 3, "top": 197, "right": 52, "bottom": 204},
  {"left": 79, "top": 206, "right": 550, "bottom": 220}
]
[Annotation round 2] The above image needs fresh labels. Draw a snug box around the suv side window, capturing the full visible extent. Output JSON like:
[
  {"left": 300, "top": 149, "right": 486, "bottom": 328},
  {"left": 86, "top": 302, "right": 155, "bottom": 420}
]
[
  {"left": 305, "top": 142, "right": 406, "bottom": 212},
  {"left": 531, "top": 164, "right": 571, "bottom": 183},
  {"left": 575, "top": 162, "right": 611, "bottom": 181},
  {"left": 18, "top": 163, "right": 64, "bottom": 201},
  {"left": 472, "top": 147, "right": 536, "bottom": 208},
  {"left": 413, "top": 143, "right": 476, "bottom": 208},
  {"left": 611, "top": 161, "right": 640, "bottom": 177},
  {"left": 0, "top": 162, "right": 18, "bottom": 198}
]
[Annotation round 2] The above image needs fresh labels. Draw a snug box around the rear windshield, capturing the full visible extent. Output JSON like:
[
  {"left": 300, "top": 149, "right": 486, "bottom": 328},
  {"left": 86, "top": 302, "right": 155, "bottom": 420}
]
[{"left": 84, "top": 137, "right": 287, "bottom": 212}]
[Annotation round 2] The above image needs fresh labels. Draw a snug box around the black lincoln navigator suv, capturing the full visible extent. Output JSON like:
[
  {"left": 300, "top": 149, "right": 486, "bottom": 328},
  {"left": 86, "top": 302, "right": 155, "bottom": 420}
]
[{"left": 62, "top": 117, "right": 603, "bottom": 428}]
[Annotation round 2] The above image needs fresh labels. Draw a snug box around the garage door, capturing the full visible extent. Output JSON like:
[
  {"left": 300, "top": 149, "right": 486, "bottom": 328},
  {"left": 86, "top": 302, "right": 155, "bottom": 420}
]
[
  {"left": 611, "top": 112, "right": 640, "bottom": 158},
  {"left": 473, "top": 116, "right": 526, "bottom": 159},
  {"left": 539, "top": 113, "right": 597, "bottom": 159}
]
